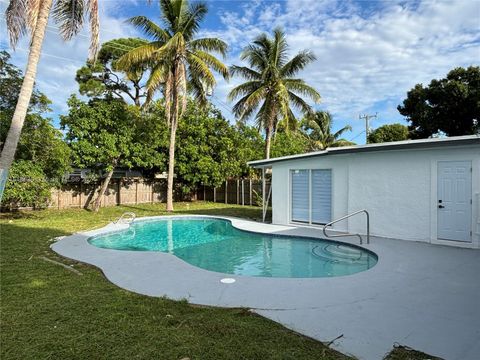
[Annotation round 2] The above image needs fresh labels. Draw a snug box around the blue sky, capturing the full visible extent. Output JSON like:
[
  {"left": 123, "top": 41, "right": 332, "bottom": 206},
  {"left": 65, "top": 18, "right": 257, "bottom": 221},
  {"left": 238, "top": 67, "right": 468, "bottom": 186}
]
[{"left": 1, "top": 0, "right": 479, "bottom": 144}]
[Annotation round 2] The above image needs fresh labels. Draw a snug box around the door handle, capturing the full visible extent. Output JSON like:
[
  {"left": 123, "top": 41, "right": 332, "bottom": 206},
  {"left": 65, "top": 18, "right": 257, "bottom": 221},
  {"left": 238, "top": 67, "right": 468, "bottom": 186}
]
[{"left": 438, "top": 205, "right": 445, "bottom": 209}]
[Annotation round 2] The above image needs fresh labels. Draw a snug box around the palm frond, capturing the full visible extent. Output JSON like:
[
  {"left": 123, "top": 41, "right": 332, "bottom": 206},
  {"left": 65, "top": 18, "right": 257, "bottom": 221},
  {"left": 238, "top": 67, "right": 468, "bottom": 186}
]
[
  {"left": 128, "top": 16, "right": 171, "bottom": 42},
  {"left": 287, "top": 90, "right": 313, "bottom": 114},
  {"left": 284, "top": 79, "right": 321, "bottom": 103},
  {"left": 229, "top": 65, "right": 261, "bottom": 81},
  {"left": 5, "top": 0, "right": 27, "bottom": 48},
  {"left": 189, "top": 37, "right": 227, "bottom": 57},
  {"left": 181, "top": 1, "right": 207, "bottom": 39},
  {"left": 281, "top": 50, "right": 316, "bottom": 77},
  {"left": 52, "top": 0, "right": 85, "bottom": 41},
  {"left": 190, "top": 50, "right": 229, "bottom": 79},
  {"left": 228, "top": 81, "right": 262, "bottom": 101},
  {"left": 333, "top": 125, "right": 352, "bottom": 139},
  {"left": 116, "top": 42, "right": 166, "bottom": 69},
  {"left": 187, "top": 53, "right": 216, "bottom": 88},
  {"left": 271, "top": 28, "right": 288, "bottom": 67}
]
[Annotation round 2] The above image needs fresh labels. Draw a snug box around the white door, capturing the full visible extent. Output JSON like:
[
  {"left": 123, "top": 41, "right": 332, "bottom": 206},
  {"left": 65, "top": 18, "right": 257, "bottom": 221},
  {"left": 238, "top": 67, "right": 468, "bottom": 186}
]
[{"left": 437, "top": 161, "right": 472, "bottom": 242}]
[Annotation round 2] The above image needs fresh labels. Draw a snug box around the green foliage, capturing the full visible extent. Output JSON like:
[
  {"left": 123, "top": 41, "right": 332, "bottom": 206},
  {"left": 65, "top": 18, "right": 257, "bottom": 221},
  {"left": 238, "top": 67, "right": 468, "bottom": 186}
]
[
  {"left": 0, "top": 50, "right": 51, "bottom": 115},
  {"left": 270, "top": 131, "right": 310, "bottom": 158},
  {"left": 60, "top": 96, "right": 136, "bottom": 172},
  {"left": 300, "top": 111, "right": 353, "bottom": 150},
  {"left": 173, "top": 102, "right": 263, "bottom": 193},
  {"left": 368, "top": 123, "right": 409, "bottom": 143},
  {"left": 0, "top": 51, "right": 70, "bottom": 183},
  {"left": 2, "top": 160, "right": 51, "bottom": 209},
  {"left": 398, "top": 66, "right": 480, "bottom": 138},
  {"left": 75, "top": 38, "right": 148, "bottom": 104},
  {"left": 229, "top": 28, "right": 320, "bottom": 157}
]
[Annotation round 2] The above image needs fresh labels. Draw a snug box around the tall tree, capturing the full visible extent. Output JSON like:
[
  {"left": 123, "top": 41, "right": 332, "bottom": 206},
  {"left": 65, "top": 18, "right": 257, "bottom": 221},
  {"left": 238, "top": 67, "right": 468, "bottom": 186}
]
[
  {"left": 368, "top": 123, "right": 409, "bottom": 143},
  {"left": 228, "top": 28, "right": 321, "bottom": 159},
  {"left": 61, "top": 96, "right": 136, "bottom": 212},
  {"left": 117, "top": 0, "right": 229, "bottom": 212},
  {"left": 76, "top": 38, "right": 149, "bottom": 106},
  {"left": 398, "top": 66, "right": 480, "bottom": 138},
  {"left": 1, "top": 0, "right": 100, "bottom": 201},
  {"left": 301, "top": 111, "right": 353, "bottom": 150}
]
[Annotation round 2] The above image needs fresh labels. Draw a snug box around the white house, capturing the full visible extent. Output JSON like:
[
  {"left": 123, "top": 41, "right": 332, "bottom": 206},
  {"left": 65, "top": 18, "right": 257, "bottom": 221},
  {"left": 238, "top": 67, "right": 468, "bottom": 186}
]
[{"left": 248, "top": 135, "right": 480, "bottom": 248}]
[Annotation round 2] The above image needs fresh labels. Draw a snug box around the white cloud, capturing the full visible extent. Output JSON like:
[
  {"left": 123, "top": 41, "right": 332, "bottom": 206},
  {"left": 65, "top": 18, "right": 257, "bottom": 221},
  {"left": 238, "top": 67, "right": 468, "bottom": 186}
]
[
  {"left": 1, "top": 0, "right": 479, "bottom": 143},
  {"left": 0, "top": 0, "right": 141, "bottom": 119},
  {"left": 208, "top": 0, "right": 480, "bottom": 140}
]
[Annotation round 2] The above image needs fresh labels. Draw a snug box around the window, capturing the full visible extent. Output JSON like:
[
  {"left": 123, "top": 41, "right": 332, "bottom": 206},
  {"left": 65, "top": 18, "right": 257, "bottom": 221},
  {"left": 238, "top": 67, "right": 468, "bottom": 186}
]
[{"left": 291, "top": 169, "right": 332, "bottom": 224}]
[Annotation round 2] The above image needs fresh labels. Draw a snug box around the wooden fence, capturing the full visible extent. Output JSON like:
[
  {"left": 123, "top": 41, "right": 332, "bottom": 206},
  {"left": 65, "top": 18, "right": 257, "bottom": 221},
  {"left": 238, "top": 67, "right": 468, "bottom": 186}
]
[
  {"left": 44, "top": 178, "right": 270, "bottom": 210},
  {"left": 49, "top": 179, "right": 167, "bottom": 210},
  {"left": 197, "top": 179, "right": 271, "bottom": 206}
]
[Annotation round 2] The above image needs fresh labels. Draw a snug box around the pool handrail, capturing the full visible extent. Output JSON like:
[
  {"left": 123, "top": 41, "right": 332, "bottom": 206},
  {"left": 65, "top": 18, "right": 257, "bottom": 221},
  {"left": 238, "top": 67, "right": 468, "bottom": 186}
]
[
  {"left": 114, "top": 212, "right": 136, "bottom": 225},
  {"left": 322, "top": 209, "right": 370, "bottom": 245}
]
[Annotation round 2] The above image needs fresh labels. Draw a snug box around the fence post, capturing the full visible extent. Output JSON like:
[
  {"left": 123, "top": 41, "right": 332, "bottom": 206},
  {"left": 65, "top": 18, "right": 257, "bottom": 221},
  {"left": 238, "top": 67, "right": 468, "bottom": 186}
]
[
  {"left": 241, "top": 180, "right": 244, "bottom": 206},
  {"left": 79, "top": 182, "right": 83, "bottom": 208},
  {"left": 135, "top": 181, "right": 139, "bottom": 204},
  {"left": 151, "top": 181, "right": 154, "bottom": 203},
  {"left": 225, "top": 180, "right": 228, "bottom": 204},
  {"left": 236, "top": 179, "right": 240, "bottom": 205},
  {"left": 117, "top": 179, "right": 121, "bottom": 206},
  {"left": 213, "top": 187, "right": 216, "bottom": 203},
  {"left": 203, "top": 185, "right": 206, "bottom": 202},
  {"left": 57, "top": 189, "right": 60, "bottom": 210},
  {"left": 249, "top": 179, "right": 253, "bottom": 205}
]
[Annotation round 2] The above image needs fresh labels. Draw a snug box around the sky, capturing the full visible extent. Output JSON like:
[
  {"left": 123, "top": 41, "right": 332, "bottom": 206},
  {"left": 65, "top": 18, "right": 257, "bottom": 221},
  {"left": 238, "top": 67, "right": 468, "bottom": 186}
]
[{"left": 1, "top": 0, "right": 479, "bottom": 144}]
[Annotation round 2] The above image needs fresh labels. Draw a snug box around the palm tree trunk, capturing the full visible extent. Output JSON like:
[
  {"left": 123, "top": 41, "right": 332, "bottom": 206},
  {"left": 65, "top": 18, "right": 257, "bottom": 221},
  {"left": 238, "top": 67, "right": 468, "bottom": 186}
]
[
  {"left": 166, "top": 122, "right": 177, "bottom": 212},
  {"left": 265, "top": 125, "right": 272, "bottom": 159},
  {"left": 0, "top": 0, "right": 53, "bottom": 201},
  {"left": 166, "top": 68, "right": 179, "bottom": 212},
  {"left": 92, "top": 168, "right": 115, "bottom": 212}
]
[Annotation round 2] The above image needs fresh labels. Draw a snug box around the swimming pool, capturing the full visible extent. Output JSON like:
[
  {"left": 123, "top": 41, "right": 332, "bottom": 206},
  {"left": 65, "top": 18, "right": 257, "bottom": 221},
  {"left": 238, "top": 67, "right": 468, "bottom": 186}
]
[{"left": 88, "top": 217, "right": 377, "bottom": 278}]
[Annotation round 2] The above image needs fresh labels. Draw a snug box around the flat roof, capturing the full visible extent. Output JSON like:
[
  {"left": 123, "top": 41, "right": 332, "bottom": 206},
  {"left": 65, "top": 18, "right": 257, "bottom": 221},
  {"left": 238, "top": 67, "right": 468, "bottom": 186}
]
[{"left": 248, "top": 134, "right": 480, "bottom": 167}]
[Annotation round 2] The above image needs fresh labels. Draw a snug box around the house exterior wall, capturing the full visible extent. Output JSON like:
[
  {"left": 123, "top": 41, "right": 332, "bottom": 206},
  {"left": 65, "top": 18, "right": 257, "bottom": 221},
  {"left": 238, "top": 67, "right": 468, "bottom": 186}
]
[{"left": 271, "top": 145, "right": 480, "bottom": 248}]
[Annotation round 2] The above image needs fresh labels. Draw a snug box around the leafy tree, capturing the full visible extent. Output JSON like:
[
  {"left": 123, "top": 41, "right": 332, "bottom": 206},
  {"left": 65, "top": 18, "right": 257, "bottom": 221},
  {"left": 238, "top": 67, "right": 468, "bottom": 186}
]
[
  {"left": 270, "top": 131, "right": 310, "bottom": 158},
  {"left": 61, "top": 96, "right": 136, "bottom": 212},
  {"left": 301, "top": 111, "right": 352, "bottom": 150},
  {"left": 229, "top": 28, "right": 321, "bottom": 159},
  {"left": 76, "top": 38, "right": 149, "bottom": 105},
  {"left": 1, "top": 51, "right": 71, "bottom": 183},
  {"left": 117, "top": 0, "right": 229, "bottom": 212},
  {"left": 174, "top": 102, "right": 261, "bottom": 194},
  {"left": 368, "top": 123, "right": 409, "bottom": 143},
  {"left": 398, "top": 66, "right": 480, "bottom": 138},
  {"left": 1, "top": 0, "right": 100, "bottom": 201},
  {"left": 2, "top": 160, "right": 51, "bottom": 209}
]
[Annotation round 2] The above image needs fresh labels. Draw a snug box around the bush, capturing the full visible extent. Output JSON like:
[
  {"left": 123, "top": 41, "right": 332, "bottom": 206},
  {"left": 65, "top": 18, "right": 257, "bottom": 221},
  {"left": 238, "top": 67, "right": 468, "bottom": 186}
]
[{"left": 2, "top": 160, "right": 51, "bottom": 210}]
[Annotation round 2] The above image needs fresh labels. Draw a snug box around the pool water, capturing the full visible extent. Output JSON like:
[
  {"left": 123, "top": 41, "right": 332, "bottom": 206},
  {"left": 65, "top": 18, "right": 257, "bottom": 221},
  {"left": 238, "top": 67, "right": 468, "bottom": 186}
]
[{"left": 88, "top": 218, "right": 377, "bottom": 278}]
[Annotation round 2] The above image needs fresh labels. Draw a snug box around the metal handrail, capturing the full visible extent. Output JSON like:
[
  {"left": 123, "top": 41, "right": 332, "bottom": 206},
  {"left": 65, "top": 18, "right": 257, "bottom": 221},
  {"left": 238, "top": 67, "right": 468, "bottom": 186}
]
[
  {"left": 322, "top": 209, "right": 370, "bottom": 245},
  {"left": 114, "top": 212, "right": 136, "bottom": 225}
]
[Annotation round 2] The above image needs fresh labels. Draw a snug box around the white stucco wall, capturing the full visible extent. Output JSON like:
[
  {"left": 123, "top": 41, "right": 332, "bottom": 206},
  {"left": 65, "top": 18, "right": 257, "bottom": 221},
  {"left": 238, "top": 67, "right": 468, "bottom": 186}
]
[{"left": 271, "top": 145, "right": 480, "bottom": 248}]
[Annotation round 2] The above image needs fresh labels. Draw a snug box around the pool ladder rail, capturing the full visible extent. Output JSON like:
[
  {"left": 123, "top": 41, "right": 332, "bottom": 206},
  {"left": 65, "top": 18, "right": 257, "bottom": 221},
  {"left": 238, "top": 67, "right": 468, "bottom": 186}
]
[
  {"left": 114, "top": 212, "right": 136, "bottom": 225},
  {"left": 322, "top": 209, "right": 370, "bottom": 245}
]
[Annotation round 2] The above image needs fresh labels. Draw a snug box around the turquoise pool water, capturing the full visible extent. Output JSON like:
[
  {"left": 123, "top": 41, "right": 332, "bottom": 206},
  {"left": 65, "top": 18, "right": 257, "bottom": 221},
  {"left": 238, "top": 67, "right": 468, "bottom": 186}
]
[{"left": 89, "top": 218, "right": 377, "bottom": 278}]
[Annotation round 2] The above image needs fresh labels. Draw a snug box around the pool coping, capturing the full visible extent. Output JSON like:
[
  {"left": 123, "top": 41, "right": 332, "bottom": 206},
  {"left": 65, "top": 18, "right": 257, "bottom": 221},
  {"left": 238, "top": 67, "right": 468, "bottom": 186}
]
[{"left": 51, "top": 214, "right": 480, "bottom": 360}]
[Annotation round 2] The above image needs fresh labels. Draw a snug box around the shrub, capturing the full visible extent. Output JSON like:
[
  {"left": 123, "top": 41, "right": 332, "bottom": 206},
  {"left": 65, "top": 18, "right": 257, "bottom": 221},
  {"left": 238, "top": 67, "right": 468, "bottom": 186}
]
[{"left": 2, "top": 160, "right": 51, "bottom": 210}]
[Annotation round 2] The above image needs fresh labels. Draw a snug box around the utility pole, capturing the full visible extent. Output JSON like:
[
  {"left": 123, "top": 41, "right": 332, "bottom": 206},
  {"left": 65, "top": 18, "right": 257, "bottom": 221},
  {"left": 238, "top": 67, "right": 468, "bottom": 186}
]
[{"left": 359, "top": 113, "right": 377, "bottom": 143}]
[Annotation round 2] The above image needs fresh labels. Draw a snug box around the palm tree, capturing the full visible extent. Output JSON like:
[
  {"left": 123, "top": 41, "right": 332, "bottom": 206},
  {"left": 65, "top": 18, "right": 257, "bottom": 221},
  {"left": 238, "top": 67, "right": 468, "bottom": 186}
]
[
  {"left": 228, "top": 28, "right": 320, "bottom": 159},
  {"left": 301, "top": 111, "right": 353, "bottom": 150},
  {"left": 1, "top": 0, "right": 99, "bottom": 201},
  {"left": 117, "top": 0, "right": 229, "bottom": 212}
]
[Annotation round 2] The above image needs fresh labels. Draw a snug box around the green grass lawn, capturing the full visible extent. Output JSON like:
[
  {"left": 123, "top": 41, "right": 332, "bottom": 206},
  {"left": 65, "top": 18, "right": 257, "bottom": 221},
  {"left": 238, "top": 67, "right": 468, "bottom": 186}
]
[{"left": 0, "top": 202, "right": 435, "bottom": 360}]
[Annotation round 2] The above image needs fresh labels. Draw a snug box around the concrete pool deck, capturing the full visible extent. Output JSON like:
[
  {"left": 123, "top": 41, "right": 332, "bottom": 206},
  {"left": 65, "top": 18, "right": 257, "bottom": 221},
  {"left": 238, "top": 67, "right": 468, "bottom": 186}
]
[{"left": 52, "top": 215, "right": 480, "bottom": 360}]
